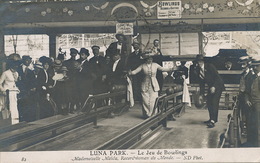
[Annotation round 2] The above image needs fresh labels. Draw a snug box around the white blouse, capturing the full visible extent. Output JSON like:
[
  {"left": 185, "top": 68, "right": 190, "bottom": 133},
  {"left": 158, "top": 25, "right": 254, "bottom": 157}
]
[{"left": 0, "top": 70, "right": 19, "bottom": 92}]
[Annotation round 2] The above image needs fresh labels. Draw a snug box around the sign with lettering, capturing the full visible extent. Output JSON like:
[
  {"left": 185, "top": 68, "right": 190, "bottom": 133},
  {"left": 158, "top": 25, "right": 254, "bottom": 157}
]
[
  {"left": 116, "top": 23, "right": 134, "bottom": 35},
  {"left": 157, "top": 1, "right": 182, "bottom": 19}
]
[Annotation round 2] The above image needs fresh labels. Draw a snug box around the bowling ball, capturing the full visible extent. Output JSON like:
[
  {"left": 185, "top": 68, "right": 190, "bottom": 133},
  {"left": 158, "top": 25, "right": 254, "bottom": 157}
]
[
  {"left": 110, "top": 84, "right": 126, "bottom": 92},
  {"left": 176, "top": 85, "right": 183, "bottom": 92},
  {"left": 166, "top": 87, "right": 174, "bottom": 95},
  {"left": 194, "top": 93, "right": 205, "bottom": 108},
  {"left": 173, "top": 84, "right": 183, "bottom": 92}
]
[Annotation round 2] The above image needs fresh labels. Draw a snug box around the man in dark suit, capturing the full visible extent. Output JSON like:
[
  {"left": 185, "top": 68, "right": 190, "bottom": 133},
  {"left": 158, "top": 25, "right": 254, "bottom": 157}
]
[
  {"left": 106, "top": 33, "right": 127, "bottom": 62},
  {"left": 107, "top": 53, "right": 126, "bottom": 87},
  {"left": 89, "top": 45, "right": 108, "bottom": 95},
  {"left": 238, "top": 56, "right": 254, "bottom": 140},
  {"left": 17, "top": 55, "right": 37, "bottom": 122},
  {"left": 126, "top": 41, "right": 144, "bottom": 101},
  {"left": 244, "top": 59, "right": 260, "bottom": 147},
  {"left": 195, "top": 54, "right": 225, "bottom": 128},
  {"left": 77, "top": 48, "right": 92, "bottom": 106},
  {"left": 63, "top": 48, "right": 81, "bottom": 113}
]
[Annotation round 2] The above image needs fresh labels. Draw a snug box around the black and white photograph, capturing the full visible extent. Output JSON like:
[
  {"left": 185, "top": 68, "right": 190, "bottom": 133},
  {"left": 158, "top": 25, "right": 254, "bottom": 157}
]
[{"left": 0, "top": 0, "right": 260, "bottom": 162}]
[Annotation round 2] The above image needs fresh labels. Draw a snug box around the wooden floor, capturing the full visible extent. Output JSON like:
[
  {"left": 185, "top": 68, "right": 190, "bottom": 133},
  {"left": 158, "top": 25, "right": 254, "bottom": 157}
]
[
  {"left": 0, "top": 103, "right": 232, "bottom": 151},
  {"left": 150, "top": 108, "right": 232, "bottom": 149}
]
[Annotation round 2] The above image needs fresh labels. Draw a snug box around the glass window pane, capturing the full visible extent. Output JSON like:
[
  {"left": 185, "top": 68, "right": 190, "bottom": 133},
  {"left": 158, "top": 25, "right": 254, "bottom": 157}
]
[
  {"left": 161, "top": 33, "right": 179, "bottom": 56},
  {"left": 56, "top": 33, "right": 116, "bottom": 59},
  {"left": 202, "top": 32, "right": 232, "bottom": 57},
  {"left": 203, "top": 31, "right": 260, "bottom": 58},
  {"left": 140, "top": 34, "right": 160, "bottom": 52},
  {"left": 4, "top": 34, "right": 49, "bottom": 60},
  {"left": 180, "top": 33, "right": 199, "bottom": 55}
]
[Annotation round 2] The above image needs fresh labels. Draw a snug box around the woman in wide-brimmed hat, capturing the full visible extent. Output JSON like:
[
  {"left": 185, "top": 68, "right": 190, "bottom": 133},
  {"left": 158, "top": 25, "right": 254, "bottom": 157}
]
[{"left": 129, "top": 53, "right": 176, "bottom": 118}]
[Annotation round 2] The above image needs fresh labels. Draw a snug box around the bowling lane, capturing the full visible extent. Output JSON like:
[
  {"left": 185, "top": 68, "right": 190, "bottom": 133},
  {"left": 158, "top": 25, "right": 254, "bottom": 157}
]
[
  {"left": 24, "top": 104, "right": 144, "bottom": 151},
  {"left": 149, "top": 107, "right": 232, "bottom": 149}
]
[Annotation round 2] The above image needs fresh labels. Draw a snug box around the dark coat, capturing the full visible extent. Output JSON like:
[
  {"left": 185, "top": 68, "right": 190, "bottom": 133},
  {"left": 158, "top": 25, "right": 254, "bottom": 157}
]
[
  {"left": 126, "top": 50, "right": 144, "bottom": 71},
  {"left": 106, "top": 42, "right": 127, "bottom": 59},
  {"left": 17, "top": 65, "right": 36, "bottom": 97},
  {"left": 36, "top": 68, "right": 55, "bottom": 90},
  {"left": 89, "top": 56, "right": 108, "bottom": 94},
  {"left": 17, "top": 65, "right": 37, "bottom": 122},
  {"left": 77, "top": 59, "right": 91, "bottom": 79},
  {"left": 197, "top": 63, "right": 225, "bottom": 95},
  {"left": 107, "top": 59, "right": 126, "bottom": 86},
  {"left": 173, "top": 65, "right": 188, "bottom": 85},
  {"left": 89, "top": 56, "right": 107, "bottom": 80}
]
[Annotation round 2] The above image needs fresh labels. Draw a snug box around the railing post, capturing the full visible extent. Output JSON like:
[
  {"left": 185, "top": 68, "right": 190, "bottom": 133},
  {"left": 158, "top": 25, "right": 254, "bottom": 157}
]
[
  {"left": 257, "top": 111, "right": 260, "bottom": 147},
  {"left": 225, "top": 93, "right": 229, "bottom": 109},
  {"left": 93, "top": 107, "right": 98, "bottom": 127},
  {"left": 233, "top": 108, "right": 239, "bottom": 147},
  {"left": 229, "top": 118, "right": 235, "bottom": 147}
]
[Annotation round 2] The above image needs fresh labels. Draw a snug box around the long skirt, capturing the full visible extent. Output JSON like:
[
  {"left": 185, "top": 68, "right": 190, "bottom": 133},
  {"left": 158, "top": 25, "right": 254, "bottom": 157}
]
[
  {"left": 141, "top": 85, "right": 158, "bottom": 117},
  {"left": 9, "top": 91, "right": 19, "bottom": 125}
]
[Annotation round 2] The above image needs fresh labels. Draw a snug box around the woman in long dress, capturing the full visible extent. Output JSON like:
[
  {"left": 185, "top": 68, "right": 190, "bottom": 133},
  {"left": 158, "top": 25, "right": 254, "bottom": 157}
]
[
  {"left": 129, "top": 54, "right": 175, "bottom": 118},
  {"left": 0, "top": 61, "right": 20, "bottom": 124}
]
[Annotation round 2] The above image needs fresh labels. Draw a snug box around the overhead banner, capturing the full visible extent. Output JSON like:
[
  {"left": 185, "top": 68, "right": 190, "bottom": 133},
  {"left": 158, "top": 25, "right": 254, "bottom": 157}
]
[
  {"left": 157, "top": 1, "right": 182, "bottom": 19},
  {"left": 116, "top": 23, "right": 134, "bottom": 35}
]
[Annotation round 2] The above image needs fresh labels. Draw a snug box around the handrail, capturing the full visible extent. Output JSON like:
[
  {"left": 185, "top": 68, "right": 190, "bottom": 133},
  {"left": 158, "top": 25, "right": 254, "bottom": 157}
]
[
  {"left": 219, "top": 96, "right": 240, "bottom": 148},
  {"left": 81, "top": 90, "right": 126, "bottom": 113},
  {"left": 0, "top": 91, "right": 128, "bottom": 151},
  {"left": 95, "top": 91, "right": 183, "bottom": 150}
]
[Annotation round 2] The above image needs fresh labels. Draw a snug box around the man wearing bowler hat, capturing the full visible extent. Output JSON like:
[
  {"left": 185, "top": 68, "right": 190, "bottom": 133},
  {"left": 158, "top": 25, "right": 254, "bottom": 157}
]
[
  {"left": 106, "top": 33, "right": 127, "bottom": 62},
  {"left": 194, "top": 54, "right": 225, "bottom": 128},
  {"left": 244, "top": 59, "right": 260, "bottom": 147}
]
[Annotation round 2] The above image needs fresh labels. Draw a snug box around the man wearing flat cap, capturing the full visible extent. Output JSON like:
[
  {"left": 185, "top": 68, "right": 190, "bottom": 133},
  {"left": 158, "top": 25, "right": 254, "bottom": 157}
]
[
  {"left": 244, "top": 59, "right": 260, "bottom": 147},
  {"left": 89, "top": 45, "right": 108, "bottom": 95},
  {"left": 17, "top": 55, "right": 37, "bottom": 122},
  {"left": 63, "top": 48, "right": 79, "bottom": 80},
  {"left": 194, "top": 54, "right": 225, "bottom": 128},
  {"left": 105, "top": 33, "right": 127, "bottom": 63},
  {"left": 63, "top": 48, "right": 81, "bottom": 113}
]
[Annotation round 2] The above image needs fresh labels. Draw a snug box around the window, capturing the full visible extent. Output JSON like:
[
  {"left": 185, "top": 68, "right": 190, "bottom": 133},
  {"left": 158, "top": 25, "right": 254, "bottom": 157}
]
[
  {"left": 4, "top": 34, "right": 49, "bottom": 60},
  {"left": 56, "top": 33, "right": 117, "bottom": 60},
  {"left": 141, "top": 33, "right": 199, "bottom": 56},
  {"left": 203, "top": 31, "right": 260, "bottom": 57}
]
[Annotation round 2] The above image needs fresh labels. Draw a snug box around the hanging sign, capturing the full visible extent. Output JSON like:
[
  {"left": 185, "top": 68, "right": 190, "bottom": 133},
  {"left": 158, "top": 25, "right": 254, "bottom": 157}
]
[
  {"left": 157, "top": 1, "right": 182, "bottom": 19},
  {"left": 116, "top": 23, "right": 134, "bottom": 35}
]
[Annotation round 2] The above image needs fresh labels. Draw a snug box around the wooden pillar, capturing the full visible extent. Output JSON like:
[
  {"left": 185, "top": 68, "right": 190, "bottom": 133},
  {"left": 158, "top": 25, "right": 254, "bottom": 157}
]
[
  {"left": 48, "top": 33, "right": 56, "bottom": 59},
  {"left": 125, "top": 35, "right": 132, "bottom": 56},
  {"left": 198, "top": 32, "right": 203, "bottom": 55},
  {"left": 0, "top": 26, "right": 5, "bottom": 74}
]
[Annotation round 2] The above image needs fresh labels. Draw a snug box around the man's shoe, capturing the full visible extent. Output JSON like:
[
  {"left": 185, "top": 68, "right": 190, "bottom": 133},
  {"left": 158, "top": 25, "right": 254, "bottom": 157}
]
[
  {"left": 204, "top": 120, "right": 211, "bottom": 124},
  {"left": 207, "top": 122, "right": 215, "bottom": 128}
]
